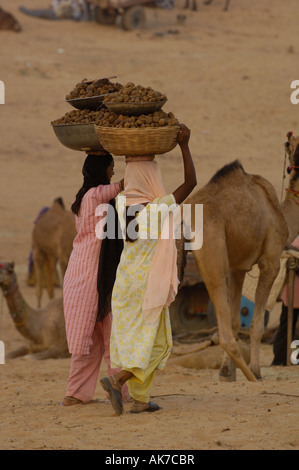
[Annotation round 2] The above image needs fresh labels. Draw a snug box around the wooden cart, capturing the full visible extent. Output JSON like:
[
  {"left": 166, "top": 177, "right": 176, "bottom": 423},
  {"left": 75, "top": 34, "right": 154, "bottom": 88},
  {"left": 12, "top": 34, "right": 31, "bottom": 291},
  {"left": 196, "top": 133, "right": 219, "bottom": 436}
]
[
  {"left": 90, "top": 0, "right": 156, "bottom": 30},
  {"left": 170, "top": 252, "right": 269, "bottom": 336},
  {"left": 170, "top": 253, "right": 217, "bottom": 335}
]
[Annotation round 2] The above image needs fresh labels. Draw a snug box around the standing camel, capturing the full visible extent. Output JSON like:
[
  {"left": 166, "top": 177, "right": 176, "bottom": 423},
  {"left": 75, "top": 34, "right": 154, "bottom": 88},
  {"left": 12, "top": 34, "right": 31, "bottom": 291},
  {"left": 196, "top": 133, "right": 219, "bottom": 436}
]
[
  {"left": 177, "top": 132, "right": 299, "bottom": 382},
  {"left": 32, "top": 197, "right": 76, "bottom": 307},
  {"left": 0, "top": 262, "right": 69, "bottom": 359}
]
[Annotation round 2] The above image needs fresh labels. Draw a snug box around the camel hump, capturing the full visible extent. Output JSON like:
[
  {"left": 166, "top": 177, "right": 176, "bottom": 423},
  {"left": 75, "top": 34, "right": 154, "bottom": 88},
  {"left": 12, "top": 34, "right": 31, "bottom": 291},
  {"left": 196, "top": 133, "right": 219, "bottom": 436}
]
[
  {"left": 50, "top": 197, "right": 66, "bottom": 214},
  {"left": 208, "top": 160, "right": 245, "bottom": 184},
  {"left": 54, "top": 197, "right": 65, "bottom": 209}
]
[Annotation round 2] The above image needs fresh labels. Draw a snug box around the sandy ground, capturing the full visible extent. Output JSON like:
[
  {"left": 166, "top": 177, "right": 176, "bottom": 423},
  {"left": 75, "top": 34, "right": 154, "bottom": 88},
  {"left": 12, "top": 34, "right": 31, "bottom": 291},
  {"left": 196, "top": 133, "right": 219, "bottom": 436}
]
[{"left": 1, "top": 0, "right": 299, "bottom": 451}]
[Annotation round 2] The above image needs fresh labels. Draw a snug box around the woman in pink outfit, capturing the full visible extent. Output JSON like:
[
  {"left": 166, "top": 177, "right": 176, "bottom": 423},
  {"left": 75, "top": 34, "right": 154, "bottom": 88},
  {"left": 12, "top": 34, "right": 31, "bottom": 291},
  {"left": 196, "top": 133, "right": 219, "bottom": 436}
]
[{"left": 62, "top": 153, "right": 128, "bottom": 406}]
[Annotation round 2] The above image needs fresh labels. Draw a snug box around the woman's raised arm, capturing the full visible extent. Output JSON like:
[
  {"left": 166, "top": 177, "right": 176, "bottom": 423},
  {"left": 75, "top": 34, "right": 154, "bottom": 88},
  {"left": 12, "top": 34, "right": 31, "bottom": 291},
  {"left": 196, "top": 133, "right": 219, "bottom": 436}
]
[{"left": 172, "top": 124, "right": 197, "bottom": 205}]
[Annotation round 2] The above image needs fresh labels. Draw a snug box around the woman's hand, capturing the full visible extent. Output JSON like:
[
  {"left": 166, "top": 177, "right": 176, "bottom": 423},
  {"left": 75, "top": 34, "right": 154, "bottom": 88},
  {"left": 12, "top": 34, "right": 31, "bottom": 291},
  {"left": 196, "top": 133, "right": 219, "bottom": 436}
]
[{"left": 177, "top": 123, "right": 191, "bottom": 148}]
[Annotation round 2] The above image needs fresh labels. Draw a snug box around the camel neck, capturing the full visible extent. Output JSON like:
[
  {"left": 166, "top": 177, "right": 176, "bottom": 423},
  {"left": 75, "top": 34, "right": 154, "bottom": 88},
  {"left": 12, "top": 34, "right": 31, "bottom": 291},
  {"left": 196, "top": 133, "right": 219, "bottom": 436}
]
[
  {"left": 2, "top": 279, "right": 37, "bottom": 342},
  {"left": 4, "top": 281, "right": 26, "bottom": 324},
  {"left": 281, "top": 196, "right": 299, "bottom": 244}
]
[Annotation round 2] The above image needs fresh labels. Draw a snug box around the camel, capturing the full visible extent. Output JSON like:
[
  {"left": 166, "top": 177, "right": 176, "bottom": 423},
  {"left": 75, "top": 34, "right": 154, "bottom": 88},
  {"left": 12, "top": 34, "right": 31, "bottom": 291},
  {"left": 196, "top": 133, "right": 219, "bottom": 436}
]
[
  {"left": 0, "top": 7, "right": 22, "bottom": 31},
  {"left": 176, "top": 132, "right": 299, "bottom": 382},
  {"left": 32, "top": 197, "right": 76, "bottom": 307},
  {"left": 183, "top": 0, "right": 230, "bottom": 12},
  {"left": 0, "top": 262, "right": 69, "bottom": 360}
]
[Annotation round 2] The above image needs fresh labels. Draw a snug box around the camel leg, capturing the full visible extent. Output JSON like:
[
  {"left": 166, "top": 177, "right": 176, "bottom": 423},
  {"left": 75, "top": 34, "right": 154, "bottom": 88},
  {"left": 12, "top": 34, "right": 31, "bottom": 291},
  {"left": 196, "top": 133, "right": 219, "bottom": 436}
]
[
  {"left": 46, "top": 254, "right": 56, "bottom": 301},
  {"left": 6, "top": 345, "right": 30, "bottom": 359},
  {"left": 219, "top": 269, "right": 245, "bottom": 381},
  {"left": 24, "top": 347, "right": 62, "bottom": 360},
  {"left": 33, "top": 246, "right": 45, "bottom": 308},
  {"left": 58, "top": 259, "right": 67, "bottom": 279},
  {"left": 192, "top": 249, "right": 257, "bottom": 382},
  {"left": 209, "top": 282, "right": 257, "bottom": 381},
  {"left": 249, "top": 257, "right": 280, "bottom": 379}
]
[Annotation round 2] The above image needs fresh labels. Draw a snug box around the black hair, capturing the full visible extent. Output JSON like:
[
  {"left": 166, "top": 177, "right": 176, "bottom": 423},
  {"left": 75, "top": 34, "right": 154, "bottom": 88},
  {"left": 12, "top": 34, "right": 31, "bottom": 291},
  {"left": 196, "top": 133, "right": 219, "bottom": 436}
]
[{"left": 71, "top": 153, "right": 113, "bottom": 215}]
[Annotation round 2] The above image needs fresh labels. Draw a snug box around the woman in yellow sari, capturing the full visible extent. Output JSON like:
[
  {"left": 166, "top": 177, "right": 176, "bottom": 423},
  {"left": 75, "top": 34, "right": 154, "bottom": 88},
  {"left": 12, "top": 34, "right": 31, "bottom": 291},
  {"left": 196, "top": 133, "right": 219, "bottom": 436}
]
[{"left": 100, "top": 124, "right": 196, "bottom": 415}]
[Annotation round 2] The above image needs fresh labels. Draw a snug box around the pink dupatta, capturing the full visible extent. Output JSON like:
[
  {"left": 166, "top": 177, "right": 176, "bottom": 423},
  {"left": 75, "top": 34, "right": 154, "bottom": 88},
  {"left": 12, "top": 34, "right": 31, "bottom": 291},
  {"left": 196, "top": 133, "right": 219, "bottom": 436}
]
[{"left": 122, "top": 160, "right": 178, "bottom": 323}]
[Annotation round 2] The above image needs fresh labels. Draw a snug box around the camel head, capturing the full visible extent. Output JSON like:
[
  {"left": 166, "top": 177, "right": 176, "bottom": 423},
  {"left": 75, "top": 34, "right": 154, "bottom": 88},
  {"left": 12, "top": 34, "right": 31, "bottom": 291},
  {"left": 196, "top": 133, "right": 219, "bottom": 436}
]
[
  {"left": 0, "top": 262, "right": 16, "bottom": 293},
  {"left": 285, "top": 131, "right": 299, "bottom": 175},
  {"left": 0, "top": 7, "right": 22, "bottom": 32}
]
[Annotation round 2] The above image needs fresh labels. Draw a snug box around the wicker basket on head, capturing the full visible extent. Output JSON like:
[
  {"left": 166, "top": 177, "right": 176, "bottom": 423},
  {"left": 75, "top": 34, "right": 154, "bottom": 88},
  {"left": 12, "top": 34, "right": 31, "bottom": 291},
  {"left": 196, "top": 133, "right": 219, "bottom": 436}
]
[{"left": 95, "top": 125, "right": 180, "bottom": 156}]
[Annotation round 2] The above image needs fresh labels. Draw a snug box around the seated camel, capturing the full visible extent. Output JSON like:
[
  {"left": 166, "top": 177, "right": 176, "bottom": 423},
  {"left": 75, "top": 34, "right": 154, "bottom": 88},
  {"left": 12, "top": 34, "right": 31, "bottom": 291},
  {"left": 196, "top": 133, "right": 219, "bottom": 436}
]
[
  {"left": 0, "top": 262, "right": 69, "bottom": 360},
  {"left": 32, "top": 197, "right": 76, "bottom": 307},
  {"left": 0, "top": 7, "right": 22, "bottom": 31}
]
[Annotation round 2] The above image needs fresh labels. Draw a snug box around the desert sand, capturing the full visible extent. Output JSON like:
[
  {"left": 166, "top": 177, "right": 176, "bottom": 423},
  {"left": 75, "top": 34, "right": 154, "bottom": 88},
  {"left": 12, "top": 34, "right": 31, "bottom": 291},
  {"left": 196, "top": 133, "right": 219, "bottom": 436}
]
[{"left": 0, "top": 0, "right": 299, "bottom": 451}]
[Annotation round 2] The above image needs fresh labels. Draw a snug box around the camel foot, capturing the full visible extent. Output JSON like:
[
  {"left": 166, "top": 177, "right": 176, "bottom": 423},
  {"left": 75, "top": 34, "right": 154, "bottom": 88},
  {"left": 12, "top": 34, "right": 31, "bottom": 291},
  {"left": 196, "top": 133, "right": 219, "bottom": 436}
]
[
  {"left": 219, "top": 364, "right": 236, "bottom": 382},
  {"left": 219, "top": 372, "right": 236, "bottom": 382},
  {"left": 253, "top": 373, "right": 263, "bottom": 381},
  {"left": 249, "top": 364, "right": 262, "bottom": 381}
]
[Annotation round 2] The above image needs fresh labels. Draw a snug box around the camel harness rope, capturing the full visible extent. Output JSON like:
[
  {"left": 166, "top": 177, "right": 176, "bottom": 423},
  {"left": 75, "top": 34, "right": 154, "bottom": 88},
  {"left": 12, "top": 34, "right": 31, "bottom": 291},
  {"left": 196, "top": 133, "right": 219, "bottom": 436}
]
[
  {"left": 11, "top": 299, "right": 28, "bottom": 328},
  {"left": 285, "top": 188, "right": 299, "bottom": 205},
  {"left": 0, "top": 290, "right": 3, "bottom": 330},
  {"left": 280, "top": 150, "right": 287, "bottom": 203},
  {"left": 0, "top": 273, "right": 28, "bottom": 327}
]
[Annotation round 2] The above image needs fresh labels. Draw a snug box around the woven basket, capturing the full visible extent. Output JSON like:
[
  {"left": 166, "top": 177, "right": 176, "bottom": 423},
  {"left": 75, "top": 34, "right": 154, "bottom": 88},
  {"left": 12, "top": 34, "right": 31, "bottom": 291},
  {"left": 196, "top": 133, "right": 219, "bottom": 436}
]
[
  {"left": 95, "top": 125, "right": 180, "bottom": 156},
  {"left": 103, "top": 99, "right": 167, "bottom": 116},
  {"left": 52, "top": 122, "right": 105, "bottom": 152}
]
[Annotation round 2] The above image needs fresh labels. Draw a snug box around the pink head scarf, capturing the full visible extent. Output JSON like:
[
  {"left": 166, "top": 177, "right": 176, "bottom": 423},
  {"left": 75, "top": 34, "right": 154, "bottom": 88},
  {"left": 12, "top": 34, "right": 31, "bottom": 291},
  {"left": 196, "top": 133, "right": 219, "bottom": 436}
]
[{"left": 123, "top": 160, "right": 179, "bottom": 323}]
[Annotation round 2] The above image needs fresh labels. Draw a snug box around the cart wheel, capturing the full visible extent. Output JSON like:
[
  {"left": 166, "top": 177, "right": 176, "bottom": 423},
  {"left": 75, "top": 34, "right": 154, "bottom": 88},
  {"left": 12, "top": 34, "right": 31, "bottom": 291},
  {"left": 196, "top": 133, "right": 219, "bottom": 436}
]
[
  {"left": 121, "top": 6, "right": 146, "bottom": 31},
  {"left": 94, "top": 7, "right": 117, "bottom": 25}
]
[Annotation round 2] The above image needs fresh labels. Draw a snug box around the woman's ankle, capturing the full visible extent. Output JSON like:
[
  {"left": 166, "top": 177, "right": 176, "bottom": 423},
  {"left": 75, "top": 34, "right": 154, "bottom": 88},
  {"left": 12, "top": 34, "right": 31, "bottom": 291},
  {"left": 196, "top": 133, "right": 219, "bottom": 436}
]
[{"left": 112, "top": 370, "right": 133, "bottom": 388}]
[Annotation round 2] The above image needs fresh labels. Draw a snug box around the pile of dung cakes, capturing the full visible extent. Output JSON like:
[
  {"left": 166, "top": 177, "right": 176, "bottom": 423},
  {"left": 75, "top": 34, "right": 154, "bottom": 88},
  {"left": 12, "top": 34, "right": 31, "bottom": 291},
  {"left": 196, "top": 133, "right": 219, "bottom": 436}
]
[
  {"left": 51, "top": 107, "right": 178, "bottom": 128},
  {"left": 96, "top": 82, "right": 181, "bottom": 156},
  {"left": 103, "top": 82, "right": 166, "bottom": 104},
  {"left": 51, "top": 80, "right": 180, "bottom": 155},
  {"left": 51, "top": 77, "right": 123, "bottom": 152},
  {"left": 65, "top": 77, "right": 123, "bottom": 100}
]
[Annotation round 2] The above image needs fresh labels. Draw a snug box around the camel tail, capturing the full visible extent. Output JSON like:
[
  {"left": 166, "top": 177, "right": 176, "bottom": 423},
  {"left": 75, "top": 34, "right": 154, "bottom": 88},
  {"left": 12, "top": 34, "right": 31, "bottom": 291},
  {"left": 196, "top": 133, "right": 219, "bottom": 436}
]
[{"left": 176, "top": 222, "right": 188, "bottom": 284}]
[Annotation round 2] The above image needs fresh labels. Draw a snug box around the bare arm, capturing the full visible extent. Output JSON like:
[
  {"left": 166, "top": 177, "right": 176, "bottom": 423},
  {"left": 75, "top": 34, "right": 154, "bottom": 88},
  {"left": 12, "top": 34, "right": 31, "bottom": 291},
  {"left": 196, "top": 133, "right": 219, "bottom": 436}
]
[
  {"left": 118, "top": 178, "right": 124, "bottom": 191},
  {"left": 172, "top": 124, "right": 197, "bottom": 205}
]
